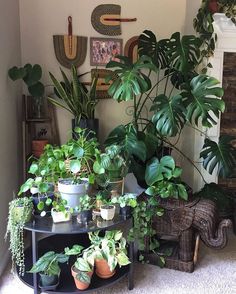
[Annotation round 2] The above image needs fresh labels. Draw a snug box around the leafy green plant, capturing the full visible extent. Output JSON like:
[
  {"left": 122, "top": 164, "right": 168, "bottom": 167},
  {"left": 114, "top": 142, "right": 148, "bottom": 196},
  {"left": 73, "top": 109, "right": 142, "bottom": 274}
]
[
  {"left": 87, "top": 230, "right": 130, "bottom": 272},
  {"left": 5, "top": 197, "right": 33, "bottom": 276},
  {"left": 8, "top": 64, "right": 45, "bottom": 97},
  {"left": 111, "top": 193, "right": 137, "bottom": 208},
  {"left": 28, "top": 251, "right": 68, "bottom": 276},
  {"left": 93, "top": 144, "right": 128, "bottom": 182},
  {"left": 78, "top": 195, "right": 94, "bottom": 212},
  {"left": 48, "top": 65, "right": 98, "bottom": 122},
  {"left": 145, "top": 156, "right": 188, "bottom": 200},
  {"left": 193, "top": 0, "right": 236, "bottom": 71}
]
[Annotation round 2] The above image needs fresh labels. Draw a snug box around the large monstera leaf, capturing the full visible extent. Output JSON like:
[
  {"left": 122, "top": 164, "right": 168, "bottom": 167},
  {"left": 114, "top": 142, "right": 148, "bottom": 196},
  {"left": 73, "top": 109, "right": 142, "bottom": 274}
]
[
  {"left": 151, "top": 94, "right": 186, "bottom": 137},
  {"left": 105, "top": 124, "right": 146, "bottom": 162},
  {"left": 138, "top": 30, "right": 169, "bottom": 69},
  {"left": 106, "top": 55, "right": 156, "bottom": 102},
  {"left": 167, "top": 32, "right": 202, "bottom": 73},
  {"left": 185, "top": 75, "right": 225, "bottom": 128},
  {"left": 200, "top": 136, "right": 236, "bottom": 178}
]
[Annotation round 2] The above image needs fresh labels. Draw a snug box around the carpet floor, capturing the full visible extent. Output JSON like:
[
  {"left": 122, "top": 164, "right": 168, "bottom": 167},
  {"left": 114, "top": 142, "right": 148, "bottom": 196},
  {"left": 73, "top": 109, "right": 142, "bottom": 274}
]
[{"left": 0, "top": 231, "right": 236, "bottom": 294}]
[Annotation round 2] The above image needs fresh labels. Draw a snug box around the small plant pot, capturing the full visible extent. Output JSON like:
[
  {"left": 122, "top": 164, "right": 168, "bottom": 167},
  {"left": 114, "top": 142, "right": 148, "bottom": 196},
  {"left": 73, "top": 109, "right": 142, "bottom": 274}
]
[
  {"left": 32, "top": 140, "right": 48, "bottom": 158},
  {"left": 95, "top": 259, "right": 115, "bottom": 279},
  {"left": 100, "top": 205, "right": 115, "bottom": 221},
  {"left": 12, "top": 205, "right": 32, "bottom": 223},
  {"left": 32, "top": 193, "right": 54, "bottom": 215},
  {"left": 71, "top": 266, "right": 93, "bottom": 290},
  {"left": 58, "top": 179, "right": 88, "bottom": 209},
  {"left": 79, "top": 209, "right": 93, "bottom": 223},
  {"left": 39, "top": 273, "right": 59, "bottom": 288},
  {"left": 120, "top": 206, "right": 132, "bottom": 218},
  {"left": 51, "top": 208, "right": 72, "bottom": 223}
]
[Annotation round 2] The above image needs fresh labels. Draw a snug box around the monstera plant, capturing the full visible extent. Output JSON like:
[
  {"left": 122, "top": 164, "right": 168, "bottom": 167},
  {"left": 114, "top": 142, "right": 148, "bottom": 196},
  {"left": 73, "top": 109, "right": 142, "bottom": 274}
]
[{"left": 105, "top": 30, "right": 233, "bottom": 187}]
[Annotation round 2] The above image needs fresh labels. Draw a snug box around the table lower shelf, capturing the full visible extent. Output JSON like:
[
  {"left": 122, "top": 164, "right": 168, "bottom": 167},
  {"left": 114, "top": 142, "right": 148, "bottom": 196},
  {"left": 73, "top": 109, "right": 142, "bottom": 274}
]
[{"left": 17, "top": 234, "right": 131, "bottom": 293}]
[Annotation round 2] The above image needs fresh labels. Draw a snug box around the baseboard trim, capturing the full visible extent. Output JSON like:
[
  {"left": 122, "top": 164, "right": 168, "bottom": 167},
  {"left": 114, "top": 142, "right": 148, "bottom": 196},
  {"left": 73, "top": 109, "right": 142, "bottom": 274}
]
[{"left": 0, "top": 250, "right": 10, "bottom": 276}]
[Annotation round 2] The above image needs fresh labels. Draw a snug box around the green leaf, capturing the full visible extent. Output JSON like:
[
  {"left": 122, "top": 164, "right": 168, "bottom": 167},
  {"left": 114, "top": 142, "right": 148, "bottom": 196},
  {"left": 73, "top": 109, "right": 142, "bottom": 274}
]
[
  {"left": 151, "top": 94, "right": 186, "bottom": 136},
  {"left": 106, "top": 55, "right": 155, "bottom": 102},
  {"left": 138, "top": 30, "right": 169, "bottom": 68},
  {"left": 116, "top": 252, "right": 130, "bottom": 266},
  {"left": 167, "top": 32, "right": 201, "bottom": 73},
  {"left": 185, "top": 75, "right": 224, "bottom": 128},
  {"left": 74, "top": 147, "right": 84, "bottom": 158},
  {"left": 8, "top": 66, "right": 26, "bottom": 81},
  {"left": 200, "top": 136, "right": 236, "bottom": 178},
  {"left": 65, "top": 245, "right": 84, "bottom": 256},
  {"left": 29, "top": 163, "right": 39, "bottom": 174},
  {"left": 37, "top": 201, "right": 44, "bottom": 211},
  {"left": 177, "top": 184, "right": 188, "bottom": 200},
  {"left": 38, "top": 182, "right": 49, "bottom": 193},
  {"left": 145, "top": 156, "right": 175, "bottom": 186},
  {"left": 74, "top": 258, "right": 91, "bottom": 272},
  {"left": 28, "top": 82, "right": 45, "bottom": 97},
  {"left": 76, "top": 272, "right": 91, "bottom": 284},
  {"left": 70, "top": 160, "right": 81, "bottom": 174},
  {"left": 45, "top": 198, "right": 52, "bottom": 206}
]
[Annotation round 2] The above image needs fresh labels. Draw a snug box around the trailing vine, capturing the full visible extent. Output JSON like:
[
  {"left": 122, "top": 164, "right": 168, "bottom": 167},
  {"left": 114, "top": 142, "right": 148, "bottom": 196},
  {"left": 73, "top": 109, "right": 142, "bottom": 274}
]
[
  {"left": 5, "top": 197, "right": 33, "bottom": 276},
  {"left": 194, "top": 0, "right": 236, "bottom": 72}
]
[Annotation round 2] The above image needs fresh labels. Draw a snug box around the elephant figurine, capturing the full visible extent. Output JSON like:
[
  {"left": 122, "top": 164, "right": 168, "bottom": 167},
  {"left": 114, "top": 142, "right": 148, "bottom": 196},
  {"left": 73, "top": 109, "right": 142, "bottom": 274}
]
[{"left": 152, "top": 197, "right": 232, "bottom": 262}]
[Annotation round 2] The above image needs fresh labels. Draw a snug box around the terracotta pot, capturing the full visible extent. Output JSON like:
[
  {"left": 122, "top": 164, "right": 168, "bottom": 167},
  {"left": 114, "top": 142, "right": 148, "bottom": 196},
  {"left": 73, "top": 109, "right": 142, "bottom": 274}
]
[
  {"left": 95, "top": 259, "right": 115, "bottom": 279},
  {"left": 32, "top": 140, "right": 48, "bottom": 158},
  {"left": 71, "top": 266, "right": 93, "bottom": 290}
]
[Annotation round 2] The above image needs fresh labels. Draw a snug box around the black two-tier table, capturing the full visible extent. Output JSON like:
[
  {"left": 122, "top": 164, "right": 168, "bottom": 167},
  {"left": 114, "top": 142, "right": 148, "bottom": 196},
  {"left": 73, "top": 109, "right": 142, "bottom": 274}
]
[{"left": 17, "top": 215, "right": 134, "bottom": 294}]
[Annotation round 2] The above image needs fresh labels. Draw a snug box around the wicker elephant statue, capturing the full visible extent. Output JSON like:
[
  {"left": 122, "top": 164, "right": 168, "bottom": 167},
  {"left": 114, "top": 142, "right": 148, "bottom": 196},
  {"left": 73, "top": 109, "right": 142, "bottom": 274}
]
[{"left": 152, "top": 197, "right": 232, "bottom": 262}]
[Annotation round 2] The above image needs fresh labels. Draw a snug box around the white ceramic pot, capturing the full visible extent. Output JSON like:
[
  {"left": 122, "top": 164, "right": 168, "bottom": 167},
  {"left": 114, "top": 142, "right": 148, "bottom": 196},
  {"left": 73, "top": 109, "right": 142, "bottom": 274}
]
[
  {"left": 58, "top": 179, "right": 88, "bottom": 208},
  {"left": 100, "top": 205, "right": 116, "bottom": 221},
  {"left": 51, "top": 208, "right": 72, "bottom": 223}
]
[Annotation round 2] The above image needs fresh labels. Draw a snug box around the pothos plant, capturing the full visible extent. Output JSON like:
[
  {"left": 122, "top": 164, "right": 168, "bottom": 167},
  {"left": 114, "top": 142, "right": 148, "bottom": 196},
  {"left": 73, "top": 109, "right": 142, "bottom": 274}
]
[{"left": 194, "top": 0, "right": 236, "bottom": 71}]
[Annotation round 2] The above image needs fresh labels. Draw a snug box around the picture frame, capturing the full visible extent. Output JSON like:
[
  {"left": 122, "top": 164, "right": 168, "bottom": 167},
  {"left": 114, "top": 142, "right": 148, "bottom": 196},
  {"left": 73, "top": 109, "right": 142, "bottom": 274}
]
[{"left": 90, "top": 37, "right": 123, "bottom": 66}]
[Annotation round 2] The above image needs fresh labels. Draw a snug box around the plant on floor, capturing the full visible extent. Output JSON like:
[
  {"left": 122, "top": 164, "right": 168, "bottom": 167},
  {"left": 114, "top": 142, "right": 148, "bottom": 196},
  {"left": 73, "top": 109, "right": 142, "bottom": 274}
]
[
  {"left": 48, "top": 65, "right": 98, "bottom": 124},
  {"left": 194, "top": 0, "right": 236, "bottom": 71},
  {"left": 5, "top": 197, "right": 33, "bottom": 276},
  {"left": 104, "top": 29, "right": 236, "bottom": 253},
  {"left": 87, "top": 230, "right": 130, "bottom": 278},
  {"left": 28, "top": 251, "right": 68, "bottom": 287}
]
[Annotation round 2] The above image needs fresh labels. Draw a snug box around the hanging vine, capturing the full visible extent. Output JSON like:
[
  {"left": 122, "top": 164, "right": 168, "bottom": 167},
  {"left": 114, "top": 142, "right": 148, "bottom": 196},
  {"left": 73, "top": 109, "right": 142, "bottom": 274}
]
[{"left": 194, "top": 0, "right": 236, "bottom": 72}]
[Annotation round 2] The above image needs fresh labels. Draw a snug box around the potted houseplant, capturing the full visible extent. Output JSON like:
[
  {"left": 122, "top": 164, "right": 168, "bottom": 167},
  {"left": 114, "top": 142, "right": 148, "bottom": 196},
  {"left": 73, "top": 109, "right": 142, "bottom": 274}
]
[
  {"left": 51, "top": 198, "right": 72, "bottom": 223},
  {"left": 31, "top": 127, "right": 49, "bottom": 158},
  {"left": 94, "top": 144, "right": 128, "bottom": 182},
  {"left": 28, "top": 251, "right": 68, "bottom": 290},
  {"left": 100, "top": 200, "right": 116, "bottom": 221},
  {"left": 18, "top": 177, "right": 54, "bottom": 216},
  {"left": 5, "top": 197, "right": 33, "bottom": 276},
  {"left": 104, "top": 29, "right": 236, "bottom": 255},
  {"left": 78, "top": 194, "right": 94, "bottom": 223},
  {"left": 48, "top": 65, "right": 99, "bottom": 136},
  {"left": 111, "top": 193, "right": 137, "bottom": 217},
  {"left": 57, "top": 128, "right": 100, "bottom": 209},
  {"left": 65, "top": 244, "right": 94, "bottom": 290},
  {"left": 88, "top": 230, "right": 130, "bottom": 279},
  {"left": 8, "top": 63, "right": 45, "bottom": 118}
]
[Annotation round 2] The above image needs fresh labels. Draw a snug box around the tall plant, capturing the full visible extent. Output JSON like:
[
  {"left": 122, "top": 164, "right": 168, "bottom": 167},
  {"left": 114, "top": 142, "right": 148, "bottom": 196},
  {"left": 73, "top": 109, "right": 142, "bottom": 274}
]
[
  {"left": 48, "top": 66, "right": 98, "bottom": 123},
  {"left": 105, "top": 30, "right": 232, "bottom": 185}
]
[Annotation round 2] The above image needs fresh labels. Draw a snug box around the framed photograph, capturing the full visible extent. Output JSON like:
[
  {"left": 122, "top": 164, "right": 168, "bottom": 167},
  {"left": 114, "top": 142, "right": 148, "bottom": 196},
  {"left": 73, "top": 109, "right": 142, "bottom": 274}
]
[{"left": 90, "top": 37, "right": 123, "bottom": 66}]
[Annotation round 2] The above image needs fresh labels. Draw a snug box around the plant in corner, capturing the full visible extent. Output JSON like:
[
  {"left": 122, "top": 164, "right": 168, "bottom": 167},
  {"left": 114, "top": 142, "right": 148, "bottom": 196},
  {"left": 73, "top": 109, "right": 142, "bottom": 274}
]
[
  {"left": 5, "top": 197, "right": 33, "bottom": 276},
  {"left": 8, "top": 63, "right": 45, "bottom": 118},
  {"left": 28, "top": 251, "right": 68, "bottom": 290},
  {"left": 48, "top": 65, "right": 99, "bottom": 136},
  {"left": 104, "top": 29, "right": 236, "bottom": 254}
]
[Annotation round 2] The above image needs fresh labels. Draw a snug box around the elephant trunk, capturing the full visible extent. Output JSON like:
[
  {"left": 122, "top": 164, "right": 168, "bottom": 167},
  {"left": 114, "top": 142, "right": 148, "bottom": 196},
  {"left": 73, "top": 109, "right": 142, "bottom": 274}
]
[{"left": 200, "top": 219, "right": 232, "bottom": 249}]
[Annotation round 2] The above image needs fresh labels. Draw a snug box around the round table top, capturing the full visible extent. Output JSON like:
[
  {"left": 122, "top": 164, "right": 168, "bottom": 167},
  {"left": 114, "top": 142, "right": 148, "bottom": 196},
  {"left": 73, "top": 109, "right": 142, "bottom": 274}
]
[{"left": 24, "top": 214, "right": 131, "bottom": 234}]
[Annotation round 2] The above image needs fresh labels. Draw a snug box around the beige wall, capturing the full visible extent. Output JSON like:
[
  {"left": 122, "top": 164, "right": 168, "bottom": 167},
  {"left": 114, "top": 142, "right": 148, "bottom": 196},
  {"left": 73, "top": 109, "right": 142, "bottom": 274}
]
[
  {"left": 19, "top": 0, "right": 188, "bottom": 144},
  {"left": 0, "top": 0, "right": 22, "bottom": 275}
]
